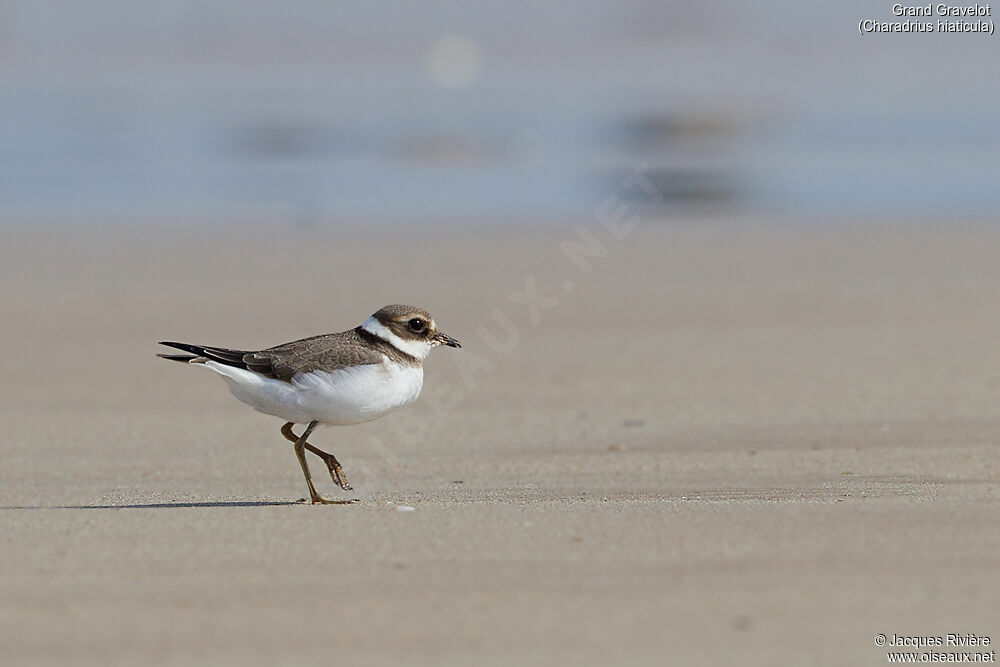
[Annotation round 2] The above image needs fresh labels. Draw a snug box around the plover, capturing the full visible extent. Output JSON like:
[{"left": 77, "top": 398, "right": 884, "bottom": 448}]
[{"left": 158, "top": 305, "right": 460, "bottom": 504}]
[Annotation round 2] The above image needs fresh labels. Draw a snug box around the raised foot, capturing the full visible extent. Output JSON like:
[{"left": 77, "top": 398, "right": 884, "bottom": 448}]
[{"left": 322, "top": 458, "right": 353, "bottom": 491}]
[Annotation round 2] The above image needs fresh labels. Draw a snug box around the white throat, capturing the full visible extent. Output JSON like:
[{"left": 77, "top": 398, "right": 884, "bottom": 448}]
[{"left": 362, "top": 316, "right": 433, "bottom": 361}]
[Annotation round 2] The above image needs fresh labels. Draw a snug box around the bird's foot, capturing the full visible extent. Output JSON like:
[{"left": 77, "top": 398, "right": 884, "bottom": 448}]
[
  {"left": 321, "top": 456, "right": 353, "bottom": 491},
  {"left": 310, "top": 493, "right": 357, "bottom": 505}
]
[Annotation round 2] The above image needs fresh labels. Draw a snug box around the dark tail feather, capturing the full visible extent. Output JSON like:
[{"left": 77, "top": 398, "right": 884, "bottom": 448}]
[
  {"left": 158, "top": 341, "right": 250, "bottom": 367},
  {"left": 159, "top": 341, "right": 212, "bottom": 356},
  {"left": 157, "top": 353, "right": 199, "bottom": 363}
]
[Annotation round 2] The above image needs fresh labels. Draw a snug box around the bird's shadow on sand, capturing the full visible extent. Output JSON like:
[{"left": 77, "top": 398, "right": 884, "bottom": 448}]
[{"left": 0, "top": 500, "right": 308, "bottom": 510}]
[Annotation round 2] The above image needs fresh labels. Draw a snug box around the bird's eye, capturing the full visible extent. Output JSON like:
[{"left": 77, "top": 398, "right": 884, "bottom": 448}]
[{"left": 408, "top": 318, "right": 426, "bottom": 332}]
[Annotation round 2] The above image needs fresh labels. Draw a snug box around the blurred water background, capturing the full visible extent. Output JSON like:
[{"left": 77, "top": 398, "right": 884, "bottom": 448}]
[{"left": 1, "top": 1, "right": 997, "bottom": 226}]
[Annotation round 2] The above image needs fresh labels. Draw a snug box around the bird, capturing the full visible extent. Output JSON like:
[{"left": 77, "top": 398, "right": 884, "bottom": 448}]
[{"left": 158, "top": 304, "right": 461, "bottom": 504}]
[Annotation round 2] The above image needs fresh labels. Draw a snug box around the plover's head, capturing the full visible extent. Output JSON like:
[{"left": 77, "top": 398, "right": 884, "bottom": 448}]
[{"left": 362, "top": 304, "right": 461, "bottom": 360}]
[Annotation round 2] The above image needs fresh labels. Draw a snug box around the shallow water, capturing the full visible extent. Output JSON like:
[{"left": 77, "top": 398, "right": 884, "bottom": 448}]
[{"left": 1, "top": 1, "right": 997, "bottom": 224}]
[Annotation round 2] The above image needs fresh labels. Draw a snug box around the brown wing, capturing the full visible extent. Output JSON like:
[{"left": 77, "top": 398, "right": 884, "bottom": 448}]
[{"left": 253, "top": 330, "right": 385, "bottom": 381}]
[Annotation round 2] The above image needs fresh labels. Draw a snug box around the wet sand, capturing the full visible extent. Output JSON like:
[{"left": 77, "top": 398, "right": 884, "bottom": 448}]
[{"left": 2, "top": 220, "right": 999, "bottom": 665}]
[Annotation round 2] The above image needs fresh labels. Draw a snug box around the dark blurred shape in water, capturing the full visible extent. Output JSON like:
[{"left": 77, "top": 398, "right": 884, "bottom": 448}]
[
  {"left": 616, "top": 113, "right": 743, "bottom": 152},
  {"left": 601, "top": 112, "right": 746, "bottom": 213},
  {"left": 618, "top": 166, "right": 741, "bottom": 209},
  {"left": 221, "top": 121, "right": 357, "bottom": 160}
]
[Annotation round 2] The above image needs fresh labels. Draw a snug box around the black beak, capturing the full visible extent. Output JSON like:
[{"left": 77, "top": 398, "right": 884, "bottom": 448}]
[{"left": 433, "top": 332, "right": 461, "bottom": 348}]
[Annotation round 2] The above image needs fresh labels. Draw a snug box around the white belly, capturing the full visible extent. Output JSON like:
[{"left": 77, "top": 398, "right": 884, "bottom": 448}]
[{"left": 202, "top": 358, "right": 423, "bottom": 425}]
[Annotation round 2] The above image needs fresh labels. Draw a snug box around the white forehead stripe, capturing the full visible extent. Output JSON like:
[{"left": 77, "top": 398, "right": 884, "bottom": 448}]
[{"left": 362, "top": 316, "right": 433, "bottom": 360}]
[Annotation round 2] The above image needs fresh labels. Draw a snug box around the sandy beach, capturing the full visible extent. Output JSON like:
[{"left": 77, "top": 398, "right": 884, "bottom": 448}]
[{"left": 2, "top": 220, "right": 999, "bottom": 665}]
